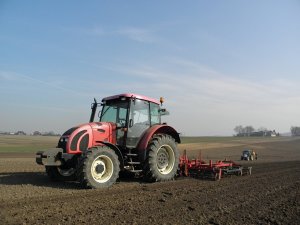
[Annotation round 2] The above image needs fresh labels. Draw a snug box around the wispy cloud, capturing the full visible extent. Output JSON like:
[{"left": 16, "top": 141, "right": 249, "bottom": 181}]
[
  {"left": 116, "top": 27, "right": 158, "bottom": 43},
  {"left": 167, "top": 58, "right": 223, "bottom": 77},
  {"left": 69, "top": 25, "right": 159, "bottom": 43},
  {"left": 0, "top": 70, "right": 82, "bottom": 96},
  {"left": 83, "top": 58, "right": 299, "bottom": 106},
  {"left": 109, "top": 58, "right": 298, "bottom": 104},
  {"left": 66, "top": 26, "right": 106, "bottom": 36},
  {"left": 0, "top": 71, "right": 20, "bottom": 81}
]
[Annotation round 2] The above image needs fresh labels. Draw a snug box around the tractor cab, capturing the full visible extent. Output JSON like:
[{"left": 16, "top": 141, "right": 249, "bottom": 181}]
[{"left": 91, "top": 93, "right": 164, "bottom": 148}]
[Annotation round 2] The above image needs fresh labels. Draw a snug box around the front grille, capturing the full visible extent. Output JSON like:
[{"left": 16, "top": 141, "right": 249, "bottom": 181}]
[
  {"left": 79, "top": 134, "right": 89, "bottom": 151},
  {"left": 58, "top": 127, "right": 78, "bottom": 153},
  {"left": 70, "top": 130, "right": 87, "bottom": 151}
]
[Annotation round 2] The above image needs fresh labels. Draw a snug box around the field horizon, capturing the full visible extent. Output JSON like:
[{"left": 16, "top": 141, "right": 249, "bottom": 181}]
[{"left": 0, "top": 134, "right": 298, "bottom": 153}]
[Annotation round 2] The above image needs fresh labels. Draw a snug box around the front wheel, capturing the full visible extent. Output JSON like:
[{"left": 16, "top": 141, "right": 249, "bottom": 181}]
[
  {"left": 45, "top": 166, "right": 77, "bottom": 181},
  {"left": 143, "top": 134, "right": 179, "bottom": 182},
  {"left": 77, "top": 146, "right": 120, "bottom": 188}
]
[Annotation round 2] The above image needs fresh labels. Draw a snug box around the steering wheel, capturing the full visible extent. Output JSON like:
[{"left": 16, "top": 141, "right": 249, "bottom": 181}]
[{"left": 118, "top": 119, "right": 126, "bottom": 127}]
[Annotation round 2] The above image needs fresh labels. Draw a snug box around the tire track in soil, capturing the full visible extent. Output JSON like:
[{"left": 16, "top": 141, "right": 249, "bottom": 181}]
[{"left": 202, "top": 168, "right": 300, "bottom": 225}]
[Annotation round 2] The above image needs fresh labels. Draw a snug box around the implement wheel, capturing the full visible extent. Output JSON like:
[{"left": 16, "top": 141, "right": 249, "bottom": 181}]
[
  {"left": 77, "top": 146, "right": 120, "bottom": 188},
  {"left": 143, "top": 134, "right": 179, "bottom": 182}
]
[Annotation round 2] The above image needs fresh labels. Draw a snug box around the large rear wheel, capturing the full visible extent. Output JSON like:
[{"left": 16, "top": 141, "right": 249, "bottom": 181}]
[
  {"left": 77, "top": 146, "right": 120, "bottom": 188},
  {"left": 143, "top": 134, "right": 179, "bottom": 182}
]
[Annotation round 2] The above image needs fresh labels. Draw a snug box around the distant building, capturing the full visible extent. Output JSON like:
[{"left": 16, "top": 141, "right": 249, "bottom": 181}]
[
  {"left": 15, "top": 131, "right": 26, "bottom": 135},
  {"left": 33, "top": 131, "right": 42, "bottom": 136},
  {"left": 237, "top": 130, "right": 279, "bottom": 137}
]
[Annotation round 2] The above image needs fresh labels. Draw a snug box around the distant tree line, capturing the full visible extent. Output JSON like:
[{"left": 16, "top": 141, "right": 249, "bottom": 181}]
[
  {"left": 0, "top": 131, "right": 27, "bottom": 135},
  {"left": 290, "top": 126, "right": 300, "bottom": 136},
  {"left": 0, "top": 130, "right": 60, "bottom": 136},
  {"left": 33, "top": 131, "right": 61, "bottom": 136},
  {"left": 234, "top": 125, "right": 254, "bottom": 136},
  {"left": 234, "top": 125, "right": 279, "bottom": 137}
]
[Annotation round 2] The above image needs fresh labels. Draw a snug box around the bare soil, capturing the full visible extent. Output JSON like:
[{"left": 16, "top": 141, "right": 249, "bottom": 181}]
[{"left": 0, "top": 138, "right": 300, "bottom": 225}]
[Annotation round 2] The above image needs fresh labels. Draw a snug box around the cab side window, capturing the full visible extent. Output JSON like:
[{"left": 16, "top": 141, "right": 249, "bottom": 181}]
[
  {"left": 150, "top": 103, "right": 160, "bottom": 125},
  {"left": 131, "top": 100, "right": 150, "bottom": 125}
]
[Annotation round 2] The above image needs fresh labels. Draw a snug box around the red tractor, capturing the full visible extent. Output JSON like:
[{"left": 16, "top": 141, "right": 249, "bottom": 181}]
[{"left": 36, "top": 93, "right": 180, "bottom": 188}]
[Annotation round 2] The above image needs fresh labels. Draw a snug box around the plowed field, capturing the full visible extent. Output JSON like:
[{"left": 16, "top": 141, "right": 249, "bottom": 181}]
[{"left": 1, "top": 137, "right": 300, "bottom": 225}]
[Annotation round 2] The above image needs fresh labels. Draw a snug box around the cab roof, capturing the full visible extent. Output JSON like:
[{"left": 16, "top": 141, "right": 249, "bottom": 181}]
[{"left": 102, "top": 93, "right": 160, "bottom": 105}]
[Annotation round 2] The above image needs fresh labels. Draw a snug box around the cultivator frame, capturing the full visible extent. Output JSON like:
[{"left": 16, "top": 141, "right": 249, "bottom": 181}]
[{"left": 179, "top": 150, "right": 252, "bottom": 180}]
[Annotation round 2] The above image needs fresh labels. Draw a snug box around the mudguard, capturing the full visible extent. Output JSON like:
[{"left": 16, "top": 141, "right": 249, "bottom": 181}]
[
  {"left": 136, "top": 124, "right": 180, "bottom": 162},
  {"left": 97, "top": 141, "right": 125, "bottom": 170}
]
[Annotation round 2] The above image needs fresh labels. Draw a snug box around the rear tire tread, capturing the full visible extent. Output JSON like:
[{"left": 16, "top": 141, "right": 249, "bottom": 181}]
[{"left": 143, "top": 134, "right": 179, "bottom": 182}]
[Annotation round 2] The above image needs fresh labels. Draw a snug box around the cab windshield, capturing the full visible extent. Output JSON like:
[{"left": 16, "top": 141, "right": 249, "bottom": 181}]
[{"left": 100, "top": 100, "right": 129, "bottom": 127}]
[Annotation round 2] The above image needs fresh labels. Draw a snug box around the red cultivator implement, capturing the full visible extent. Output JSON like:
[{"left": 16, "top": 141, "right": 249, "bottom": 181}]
[{"left": 179, "top": 150, "right": 252, "bottom": 180}]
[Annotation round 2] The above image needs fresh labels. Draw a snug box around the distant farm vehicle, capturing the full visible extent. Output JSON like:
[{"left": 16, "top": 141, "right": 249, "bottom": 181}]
[
  {"left": 241, "top": 149, "right": 257, "bottom": 161},
  {"left": 36, "top": 93, "right": 180, "bottom": 188}
]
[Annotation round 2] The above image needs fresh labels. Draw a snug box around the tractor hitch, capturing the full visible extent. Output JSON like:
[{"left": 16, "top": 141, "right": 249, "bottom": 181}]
[{"left": 36, "top": 148, "right": 63, "bottom": 166}]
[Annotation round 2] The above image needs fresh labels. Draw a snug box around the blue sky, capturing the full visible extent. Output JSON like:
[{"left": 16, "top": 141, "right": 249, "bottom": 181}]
[{"left": 1, "top": 1, "right": 300, "bottom": 135}]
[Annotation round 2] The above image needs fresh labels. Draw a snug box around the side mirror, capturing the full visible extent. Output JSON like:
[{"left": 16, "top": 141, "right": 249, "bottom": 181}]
[
  {"left": 159, "top": 108, "right": 170, "bottom": 116},
  {"left": 97, "top": 110, "right": 102, "bottom": 119}
]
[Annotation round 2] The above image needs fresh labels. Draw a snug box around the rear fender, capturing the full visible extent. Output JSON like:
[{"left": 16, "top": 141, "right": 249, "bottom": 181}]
[{"left": 136, "top": 125, "right": 180, "bottom": 162}]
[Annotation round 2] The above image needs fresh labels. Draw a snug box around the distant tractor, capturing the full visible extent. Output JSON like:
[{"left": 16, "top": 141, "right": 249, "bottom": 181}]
[
  {"left": 36, "top": 93, "right": 180, "bottom": 188},
  {"left": 241, "top": 149, "right": 257, "bottom": 161}
]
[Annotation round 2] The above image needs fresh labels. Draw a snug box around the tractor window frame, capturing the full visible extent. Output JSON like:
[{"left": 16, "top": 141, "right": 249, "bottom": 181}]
[
  {"left": 99, "top": 99, "right": 129, "bottom": 126},
  {"left": 150, "top": 102, "right": 161, "bottom": 126}
]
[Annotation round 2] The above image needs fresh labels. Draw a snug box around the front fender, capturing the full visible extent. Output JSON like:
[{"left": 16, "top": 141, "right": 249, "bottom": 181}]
[{"left": 97, "top": 141, "right": 125, "bottom": 170}]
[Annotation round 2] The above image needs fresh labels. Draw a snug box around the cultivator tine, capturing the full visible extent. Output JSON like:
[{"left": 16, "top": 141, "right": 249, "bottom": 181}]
[
  {"left": 218, "top": 169, "right": 222, "bottom": 180},
  {"left": 184, "top": 162, "right": 189, "bottom": 176},
  {"left": 197, "top": 150, "right": 202, "bottom": 166},
  {"left": 179, "top": 150, "right": 189, "bottom": 176},
  {"left": 246, "top": 167, "right": 252, "bottom": 175},
  {"left": 183, "top": 150, "right": 189, "bottom": 176}
]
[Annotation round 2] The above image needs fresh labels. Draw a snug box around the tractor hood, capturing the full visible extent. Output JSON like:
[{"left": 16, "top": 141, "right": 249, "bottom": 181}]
[{"left": 58, "top": 122, "right": 117, "bottom": 154}]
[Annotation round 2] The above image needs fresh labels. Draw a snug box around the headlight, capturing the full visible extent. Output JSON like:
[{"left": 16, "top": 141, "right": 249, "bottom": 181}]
[{"left": 60, "top": 137, "right": 69, "bottom": 142}]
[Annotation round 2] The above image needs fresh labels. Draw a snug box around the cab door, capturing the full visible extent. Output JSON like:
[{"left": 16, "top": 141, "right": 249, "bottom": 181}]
[{"left": 126, "top": 99, "right": 150, "bottom": 148}]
